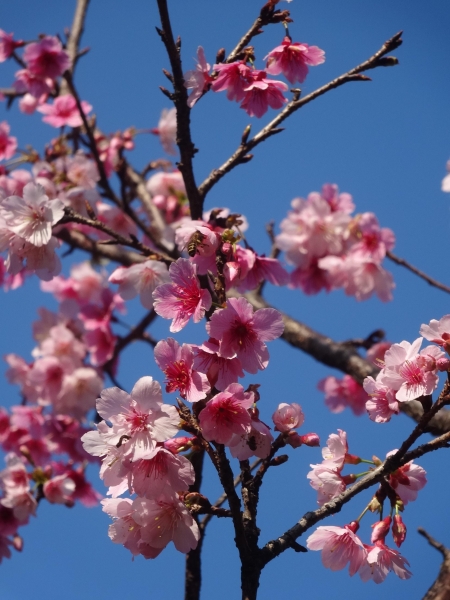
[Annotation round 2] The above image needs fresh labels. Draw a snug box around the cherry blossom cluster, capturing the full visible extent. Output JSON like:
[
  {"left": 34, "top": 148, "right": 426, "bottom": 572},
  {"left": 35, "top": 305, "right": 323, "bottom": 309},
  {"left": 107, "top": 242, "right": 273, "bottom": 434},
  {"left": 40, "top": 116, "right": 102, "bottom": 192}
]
[
  {"left": 276, "top": 184, "right": 395, "bottom": 300},
  {"left": 362, "top": 315, "right": 450, "bottom": 423},
  {"left": 306, "top": 429, "right": 427, "bottom": 583},
  {"left": 184, "top": 33, "right": 325, "bottom": 117}
]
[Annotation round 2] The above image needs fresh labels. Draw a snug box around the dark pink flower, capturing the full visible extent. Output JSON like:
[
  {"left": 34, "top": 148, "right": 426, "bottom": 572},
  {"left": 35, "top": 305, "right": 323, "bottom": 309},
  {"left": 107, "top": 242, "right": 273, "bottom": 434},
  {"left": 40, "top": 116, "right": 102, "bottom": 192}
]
[
  {"left": 265, "top": 37, "right": 325, "bottom": 84},
  {"left": 211, "top": 61, "right": 253, "bottom": 102},
  {"left": 154, "top": 338, "right": 210, "bottom": 402},
  {"left": 392, "top": 515, "right": 407, "bottom": 548},
  {"left": 0, "top": 122, "right": 17, "bottom": 161},
  {"left": 37, "top": 95, "right": 92, "bottom": 128},
  {"left": 240, "top": 70, "right": 288, "bottom": 118},
  {"left": 0, "top": 30, "right": 23, "bottom": 62},
  {"left": 319, "top": 375, "right": 367, "bottom": 416},
  {"left": 388, "top": 455, "right": 427, "bottom": 504},
  {"left": 198, "top": 383, "right": 254, "bottom": 445},
  {"left": 206, "top": 297, "right": 284, "bottom": 374},
  {"left": 153, "top": 258, "right": 212, "bottom": 333},
  {"left": 192, "top": 338, "right": 244, "bottom": 391},
  {"left": 23, "top": 36, "right": 70, "bottom": 80}
]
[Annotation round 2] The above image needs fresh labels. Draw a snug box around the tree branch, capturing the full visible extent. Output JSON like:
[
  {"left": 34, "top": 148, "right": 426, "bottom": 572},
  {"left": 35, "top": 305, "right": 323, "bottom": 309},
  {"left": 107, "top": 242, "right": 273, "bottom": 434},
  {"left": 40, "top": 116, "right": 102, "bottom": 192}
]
[
  {"left": 418, "top": 528, "right": 450, "bottom": 600},
  {"left": 155, "top": 0, "right": 203, "bottom": 219},
  {"left": 387, "top": 250, "right": 450, "bottom": 296},
  {"left": 198, "top": 32, "right": 402, "bottom": 201}
]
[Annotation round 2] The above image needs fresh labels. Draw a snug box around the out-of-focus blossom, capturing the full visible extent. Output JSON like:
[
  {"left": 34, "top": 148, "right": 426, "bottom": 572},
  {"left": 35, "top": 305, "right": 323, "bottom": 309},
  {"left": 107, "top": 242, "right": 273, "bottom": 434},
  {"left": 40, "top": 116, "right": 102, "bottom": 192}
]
[
  {"left": 23, "top": 36, "right": 70, "bottom": 80},
  {"left": 0, "top": 122, "right": 17, "bottom": 161},
  {"left": 37, "top": 95, "right": 92, "bottom": 128},
  {"left": 184, "top": 47, "right": 212, "bottom": 108}
]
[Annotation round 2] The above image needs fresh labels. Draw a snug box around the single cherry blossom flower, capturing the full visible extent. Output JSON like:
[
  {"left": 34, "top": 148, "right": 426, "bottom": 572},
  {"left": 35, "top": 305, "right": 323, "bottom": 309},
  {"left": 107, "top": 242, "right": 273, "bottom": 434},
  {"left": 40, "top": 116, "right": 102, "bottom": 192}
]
[
  {"left": 319, "top": 375, "right": 367, "bottom": 416},
  {"left": 206, "top": 297, "right": 284, "bottom": 374},
  {"left": 153, "top": 258, "right": 212, "bottom": 332},
  {"left": 387, "top": 454, "right": 427, "bottom": 505},
  {"left": 152, "top": 107, "right": 177, "bottom": 155},
  {"left": 1, "top": 182, "right": 64, "bottom": 247},
  {"left": 359, "top": 542, "right": 412, "bottom": 583},
  {"left": 184, "top": 47, "right": 212, "bottom": 108},
  {"left": 130, "top": 447, "right": 194, "bottom": 498},
  {"left": 265, "top": 37, "right": 325, "bottom": 84},
  {"left": 23, "top": 36, "right": 70, "bottom": 80},
  {"left": 229, "top": 413, "right": 273, "bottom": 460},
  {"left": 363, "top": 376, "right": 399, "bottom": 423},
  {"left": 272, "top": 403, "right": 304, "bottom": 432},
  {"left": 37, "top": 94, "right": 92, "bottom": 128},
  {"left": 240, "top": 70, "right": 288, "bottom": 118},
  {"left": 306, "top": 522, "right": 367, "bottom": 576},
  {"left": 211, "top": 61, "right": 253, "bottom": 102},
  {"left": 192, "top": 338, "right": 244, "bottom": 391},
  {"left": 420, "top": 315, "right": 450, "bottom": 352},
  {"left": 154, "top": 338, "right": 210, "bottom": 402},
  {"left": 0, "top": 30, "right": 23, "bottom": 62},
  {"left": 43, "top": 474, "right": 76, "bottom": 506},
  {"left": 198, "top": 383, "right": 254, "bottom": 445},
  {"left": 0, "top": 122, "right": 17, "bottom": 161},
  {"left": 109, "top": 260, "right": 170, "bottom": 310}
]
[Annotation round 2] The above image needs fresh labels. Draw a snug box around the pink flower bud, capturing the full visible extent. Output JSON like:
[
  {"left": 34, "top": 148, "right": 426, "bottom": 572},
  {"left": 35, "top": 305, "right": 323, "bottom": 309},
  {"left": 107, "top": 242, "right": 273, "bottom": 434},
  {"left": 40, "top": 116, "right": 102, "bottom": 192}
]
[
  {"left": 344, "top": 453, "right": 361, "bottom": 465},
  {"left": 272, "top": 402, "right": 304, "bottom": 432},
  {"left": 299, "top": 432, "right": 320, "bottom": 447},
  {"left": 392, "top": 514, "right": 407, "bottom": 547},
  {"left": 371, "top": 516, "right": 391, "bottom": 544},
  {"left": 164, "top": 436, "right": 195, "bottom": 454},
  {"left": 436, "top": 357, "right": 450, "bottom": 372},
  {"left": 285, "top": 431, "right": 302, "bottom": 448},
  {"left": 345, "top": 521, "right": 360, "bottom": 534}
]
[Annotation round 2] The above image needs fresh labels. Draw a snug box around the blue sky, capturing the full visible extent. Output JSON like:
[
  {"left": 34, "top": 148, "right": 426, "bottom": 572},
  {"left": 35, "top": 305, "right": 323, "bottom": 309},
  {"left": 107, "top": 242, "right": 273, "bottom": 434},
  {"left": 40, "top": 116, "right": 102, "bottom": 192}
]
[{"left": 0, "top": 1, "right": 450, "bottom": 598}]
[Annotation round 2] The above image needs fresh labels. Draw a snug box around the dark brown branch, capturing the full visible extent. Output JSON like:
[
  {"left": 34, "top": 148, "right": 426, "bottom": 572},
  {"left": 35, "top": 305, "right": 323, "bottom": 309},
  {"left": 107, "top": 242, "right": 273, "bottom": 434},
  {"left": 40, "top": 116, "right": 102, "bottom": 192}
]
[
  {"left": 387, "top": 250, "right": 450, "bottom": 296},
  {"left": 185, "top": 449, "right": 205, "bottom": 600},
  {"left": 418, "top": 528, "right": 450, "bottom": 600},
  {"left": 244, "top": 291, "right": 450, "bottom": 436},
  {"left": 156, "top": 0, "right": 203, "bottom": 219},
  {"left": 198, "top": 32, "right": 402, "bottom": 201},
  {"left": 105, "top": 310, "right": 157, "bottom": 369},
  {"left": 259, "top": 430, "right": 450, "bottom": 567}
]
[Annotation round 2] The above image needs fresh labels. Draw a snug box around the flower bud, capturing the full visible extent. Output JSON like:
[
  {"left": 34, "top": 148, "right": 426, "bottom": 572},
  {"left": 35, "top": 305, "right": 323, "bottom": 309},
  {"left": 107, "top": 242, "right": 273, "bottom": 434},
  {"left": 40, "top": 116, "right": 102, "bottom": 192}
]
[
  {"left": 299, "top": 432, "right": 320, "bottom": 447},
  {"left": 272, "top": 402, "right": 304, "bottom": 432},
  {"left": 392, "top": 514, "right": 407, "bottom": 547},
  {"left": 344, "top": 453, "right": 361, "bottom": 465},
  {"left": 371, "top": 516, "right": 391, "bottom": 544}
]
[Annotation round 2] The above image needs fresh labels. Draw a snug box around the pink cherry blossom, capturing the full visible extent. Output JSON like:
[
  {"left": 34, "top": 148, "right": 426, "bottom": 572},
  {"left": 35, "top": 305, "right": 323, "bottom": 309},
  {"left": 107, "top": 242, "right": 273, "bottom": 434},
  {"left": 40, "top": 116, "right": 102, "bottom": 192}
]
[
  {"left": 13, "top": 68, "right": 53, "bottom": 98},
  {"left": 154, "top": 338, "right": 210, "bottom": 402},
  {"left": 109, "top": 260, "right": 170, "bottom": 309},
  {"left": 307, "top": 464, "right": 353, "bottom": 505},
  {"left": 206, "top": 297, "right": 284, "bottom": 374},
  {"left": 153, "top": 258, "right": 212, "bottom": 332},
  {"left": 272, "top": 403, "right": 304, "bottom": 432},
  {"left": 363, "top": 376, "right": 399, "bottom": 423},
  {"left": 130, "top": 447, "right": 194, "bottom": 498},
  {"left": 0, "top": 30, "right": 23, "bottom": 62},
  {"left": 306, "top": 522, "right": 367, "bottom": 576},
  {"left": 265, "top": 37, "right": 325, "bottom": 84},
  {"left": 192, "top": 338, "right": 244, "bottom": 391},
  {"left": 23, "top": 36, "right": 71, "bottom": 80},
  {"left": 211, "top": 61, "right": 253, "bottom": 102},
  {"left": 442, "top": 160, "right": 450, "bottom": 192},
  {"left": 18, "top": 93, "right": 41, "bottom": 115},
  {"left": 1, "top": 182, "right": 64, "bottom": 247},
  {"left": 235, "top": 254, "right": 289, "bottom": 292},
  {"left": 37, "top": 95, "right": 92, "bottom": 128},
  {"left": 348, "top": 212, "right": 395, "bottom": 263},
  {"left": 388, "top": 455, "right": 427, "bottom": 505},
  {"left": 0, "top": 122, "right": 17, "bottom": 161},
  {"left": 319, "top": 375, "right": 367, "bottom": 416},
  {"left": 152, "top": 107, "right": 177, "bottom": 155},
  {"left": 146, "top": 170, "right": 185, "bottom": 198},
  {"left": 94, "top": 377, "right": 179, "bottom": 461},
  {"left": 321, "top": 429, "right": 348, "bottom": 470},
  {"left": 240, "top": 70, "right": 288, "bottom": 118},
  {"left": 420, "top": 315, "right": 450, "bottom": 352},
  {"left": 229, "top": 413, "right": 273, "bottom": 460},
  {"left": 198, "top": 383, "right": 254, "bottom": 445},
  {"left": 184, "top": 47, "right": 212, "bottom": 108},
  {"left": 54, "top": 367, "right": 103, "bottom": 419},
  {"left": 43, "top": 474, "right": 75, "bottom": 506},
  {"left": 359, "top": 542, "right": 412, "bottom": 583}
]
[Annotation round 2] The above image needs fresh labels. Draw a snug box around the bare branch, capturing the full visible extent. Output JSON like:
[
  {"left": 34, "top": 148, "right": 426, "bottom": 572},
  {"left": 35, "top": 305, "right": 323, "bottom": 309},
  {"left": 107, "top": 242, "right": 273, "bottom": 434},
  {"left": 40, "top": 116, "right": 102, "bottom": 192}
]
[
  {"left": 155, "top": 0, "right": 203, "bottom": 219},
  {"left": 63, "top": 0, "right": 90, "bottom": 78},
  {"left": 387, "top": 250, "right": 450, "bottom": 296},
  {"left": 198, "top": 32, "right": 402, "bottom": 201}
]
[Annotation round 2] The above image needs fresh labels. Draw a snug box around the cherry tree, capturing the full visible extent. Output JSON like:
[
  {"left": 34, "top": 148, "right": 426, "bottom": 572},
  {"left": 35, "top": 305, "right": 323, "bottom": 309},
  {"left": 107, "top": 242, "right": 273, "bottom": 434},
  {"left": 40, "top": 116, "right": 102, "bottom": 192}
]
[{"left": 0, "top": 1, "right": 450, "bottom": 599}]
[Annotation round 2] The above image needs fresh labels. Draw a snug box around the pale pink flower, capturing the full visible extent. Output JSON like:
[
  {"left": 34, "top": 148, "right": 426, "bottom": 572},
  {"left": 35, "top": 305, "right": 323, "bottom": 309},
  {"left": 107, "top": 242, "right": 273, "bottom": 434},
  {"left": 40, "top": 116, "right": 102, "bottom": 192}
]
[
  {"left": 192, "top": 338, "right": 244, "bottom": 391},
  {"left": 320, "top": 183, "right": 355, "bottom": 214},
  {"left": 348, "top": 212, "right": 395, "bottom": 263},
  {"left": 153, "top": 258, "right": 212, "bottom": 332},
  {"left": 206, "top": 297, "right": 284, "bottom": 374},
  {"left": 60, "top": 152, "right": 99, "bottom": 189},
  {"left": 95, "top": 377, "right": 180, "bottom": 461},
  {"left": 1, "top": 182, "right": 64, "bottom": 247},
  {"left": 18, "top": 93, "right": 41, "bottom": 115},
  {"left": 146, "top": 170, "right": 185, "bottom": 198},
  {"left": 6, "top": 235, "right": 62, "bottom": 281},
  {"left": 211, "top": 61, "right": 253, "bottom": 101},
  {"left": 23, "top": 36, "right": 70, "bottom": 80},
  {"left": 442, "top": 160, "right": 450, "bottom": 192},
  {"left": 175, "top": 220, "right": 220, "bottom": 274},
  {"left": 95, "top": 201, "right": 138, "bottom": 238},
  {"left": 109, "top": 260, "right": 170, "bottom": 309},
  {"left": 54, "top": 367, "right": 103, "bottom": 420},
  {"left": 0, "top": 122, "right": 17, "bottom": 161},
  {"left": 240, "top": 70, "right": 288, "bottom": 118},
  {"left": 272, "top": 403, "right": 304, "bottom": 432},
  {"left": 198, "top": 383, "right": 254, "bottom": 445},
  {"left": 134, "top": 494, "right": 200, "bottom": 553},
  {"left": 0, "top": 454, "right": 37, "bottom": 522},
  {"left": 152, "top": 107, "right": 177, "bottom": 155},
  {"left": 366, "top": 341, "right": 392, "bottom": 365},
  {"left": 381, "top": 338, "right": 439, "bottom": 402},
  {"left": 154, "top": 338, "right": 210, "bottom": 402},
  {"left": 363, "top": 376, "right": 399, "bottom": 423},
  {"left": 321, "top": 429, "right": 348, "bottom": 470},
  {"left": 307, "top": 464, "right": 351, "bottom": 505},
  {"left": 130, "top": 447, "right": 194, "bottom": 498},
  {"left": 306, "top": 522, "right": 367, "bottom": 576},
  {"left": 420, "top": 314, "right": 450, "bottom": 352},
  {"left": 359, "top": 542, "right": 412, "bottom": 583},
  {"left": 235, "top": 254, "right": 289, "bottom": 292},
  {"left": 387, "top": 455, "right": 427, "bottom": 505},
  {"left": 184, "top": 47, "right": 212, "bottom": 108},
  {"left": 37, "top": 94, "right": 92, "bottom": 128},
  {"left": 43, "top": 474, "right": 75, "bottom": 506},
  {"left": 37, "top": 323, "right": 85, "bottom": 363},
  {"left": 229, "top": 414, "right": 273, "bottom": 460},
  {"left": 83, "top": 323, "right": 116, "bottom": 366},
  {"left": 0, "top": 30, "right": 23, "bottom": 62},
  {"left": 265, "top": 37, "right": 325, "bottom": 84},
  {"left": 319, "top": 375, "right": 367, "bottom": 416}
]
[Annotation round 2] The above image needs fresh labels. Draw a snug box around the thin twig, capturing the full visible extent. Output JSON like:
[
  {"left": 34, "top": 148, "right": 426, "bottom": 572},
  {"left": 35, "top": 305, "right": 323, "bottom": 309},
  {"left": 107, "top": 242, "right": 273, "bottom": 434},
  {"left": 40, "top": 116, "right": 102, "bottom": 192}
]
[
  {"left": 387, "top": 250, "right": 450, "bottom": 295},
  {"left": 155, "top": 0, "right": 203, "bottom": 219},
  {"left": 62, "top": 0, "right": 91, "bottom": 91},
  {"left": 198, "top": 32, "right": 402, "bottom": 201}
]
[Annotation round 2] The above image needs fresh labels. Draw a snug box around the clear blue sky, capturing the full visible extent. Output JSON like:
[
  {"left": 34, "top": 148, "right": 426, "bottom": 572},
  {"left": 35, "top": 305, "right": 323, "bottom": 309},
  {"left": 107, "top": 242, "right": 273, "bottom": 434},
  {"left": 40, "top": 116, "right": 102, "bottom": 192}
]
[{"left": 0, "top": 1, "right": 450, "bottom": 598}]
